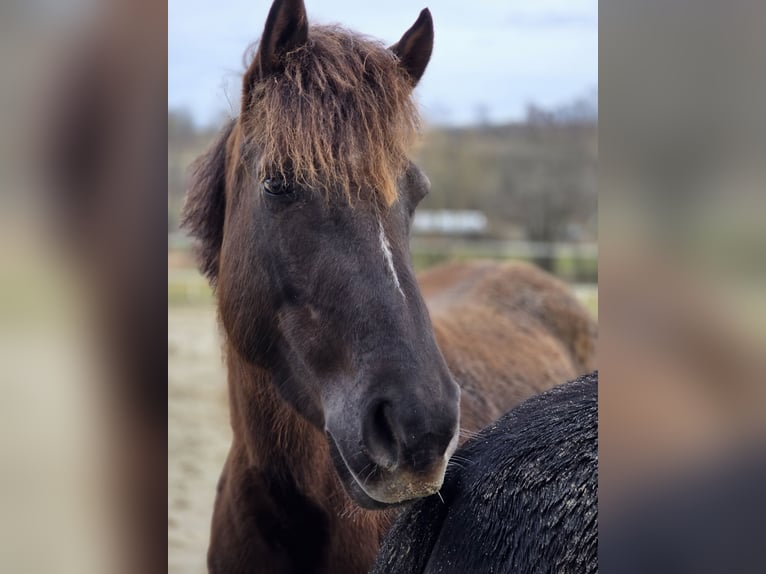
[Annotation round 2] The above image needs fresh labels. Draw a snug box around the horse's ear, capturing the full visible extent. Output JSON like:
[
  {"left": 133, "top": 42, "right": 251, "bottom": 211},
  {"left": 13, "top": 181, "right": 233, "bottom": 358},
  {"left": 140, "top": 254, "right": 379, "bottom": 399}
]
[
  {"left": 242, "top": 0, "right": 309, "bottom": 108},
  {"left": 181, "top": 121, "right": 235, "bottom": 285},
  {"left": 390, "top": 8, "right": 434, "bottom": 87}
]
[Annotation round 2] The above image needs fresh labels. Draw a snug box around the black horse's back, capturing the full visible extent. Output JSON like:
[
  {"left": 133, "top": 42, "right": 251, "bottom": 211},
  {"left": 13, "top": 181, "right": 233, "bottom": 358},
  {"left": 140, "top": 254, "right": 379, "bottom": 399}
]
[{"left": 371, "top": 371, "right": 598, "bottom": 574}]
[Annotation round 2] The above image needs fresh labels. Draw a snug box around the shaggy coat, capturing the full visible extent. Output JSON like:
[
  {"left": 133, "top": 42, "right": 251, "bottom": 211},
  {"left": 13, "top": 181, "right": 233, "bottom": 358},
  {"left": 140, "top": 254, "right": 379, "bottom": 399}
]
[
  {"left": 371, "top": 372, "right": 599, "bottom": 574},
  {"left": 422, "top": 259, "right": 596, "bottom": 425}
]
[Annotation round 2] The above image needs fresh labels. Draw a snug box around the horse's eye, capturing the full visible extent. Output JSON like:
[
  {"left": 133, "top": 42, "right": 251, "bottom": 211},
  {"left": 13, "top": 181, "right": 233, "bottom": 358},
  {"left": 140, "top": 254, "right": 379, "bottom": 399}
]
[{"left": 262, "top": 178, "right": 292, "bottom": 197}]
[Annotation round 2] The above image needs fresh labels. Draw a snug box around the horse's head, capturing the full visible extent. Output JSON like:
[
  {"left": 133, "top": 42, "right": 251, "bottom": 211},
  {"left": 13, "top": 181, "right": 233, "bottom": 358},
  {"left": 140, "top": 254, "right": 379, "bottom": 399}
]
[{"left": 182, "top": 0, "right": 459, "bottom": 509}]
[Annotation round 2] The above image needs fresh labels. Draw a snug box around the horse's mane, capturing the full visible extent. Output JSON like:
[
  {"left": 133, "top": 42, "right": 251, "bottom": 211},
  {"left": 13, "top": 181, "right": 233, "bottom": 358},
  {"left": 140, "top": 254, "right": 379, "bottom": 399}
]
[{"left": 242, "top": 25, "right": 421, "bottom": 206}]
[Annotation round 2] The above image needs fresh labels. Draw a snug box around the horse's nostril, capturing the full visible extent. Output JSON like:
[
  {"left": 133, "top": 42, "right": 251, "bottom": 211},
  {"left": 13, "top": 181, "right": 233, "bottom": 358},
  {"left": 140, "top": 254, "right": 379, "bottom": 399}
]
[{"left": 363, "top": 401, "right": 401, "bottom": 471}]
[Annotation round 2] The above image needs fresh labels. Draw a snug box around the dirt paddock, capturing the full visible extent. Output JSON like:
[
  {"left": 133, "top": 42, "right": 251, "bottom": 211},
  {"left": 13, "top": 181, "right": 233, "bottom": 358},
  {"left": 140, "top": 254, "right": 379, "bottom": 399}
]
[{"left": 168, "top": 307, "right": 229, "bottom": 574}]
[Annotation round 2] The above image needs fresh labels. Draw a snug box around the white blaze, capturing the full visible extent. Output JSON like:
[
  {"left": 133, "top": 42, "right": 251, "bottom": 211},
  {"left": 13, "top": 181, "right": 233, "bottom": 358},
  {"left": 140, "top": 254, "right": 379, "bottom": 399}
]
[{"left": 377, "top": 217, "right": 405, "bottom": 299}]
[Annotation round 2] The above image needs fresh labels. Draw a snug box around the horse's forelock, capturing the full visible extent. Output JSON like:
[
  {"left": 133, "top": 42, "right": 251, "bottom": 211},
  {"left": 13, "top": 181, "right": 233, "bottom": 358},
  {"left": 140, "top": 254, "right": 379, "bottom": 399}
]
[{"left": 242, "top": 26, "right": 420, "bottom": 207}]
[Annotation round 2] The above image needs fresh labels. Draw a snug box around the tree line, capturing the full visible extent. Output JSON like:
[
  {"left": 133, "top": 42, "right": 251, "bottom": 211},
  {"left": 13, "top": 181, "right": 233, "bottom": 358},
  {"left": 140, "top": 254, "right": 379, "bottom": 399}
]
[{"left": 169, "top": 98, "right": 597, "bottom": 258}]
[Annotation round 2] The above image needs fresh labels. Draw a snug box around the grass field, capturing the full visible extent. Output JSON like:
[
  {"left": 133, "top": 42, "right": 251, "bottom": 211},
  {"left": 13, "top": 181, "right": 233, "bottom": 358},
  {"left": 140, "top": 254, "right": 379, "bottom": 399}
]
[
  {"left": 167, "top": 267, "right": 598, "bottom": 318},
  {"left": 168, "top": 249, "right": 599, "bottom": 317}
]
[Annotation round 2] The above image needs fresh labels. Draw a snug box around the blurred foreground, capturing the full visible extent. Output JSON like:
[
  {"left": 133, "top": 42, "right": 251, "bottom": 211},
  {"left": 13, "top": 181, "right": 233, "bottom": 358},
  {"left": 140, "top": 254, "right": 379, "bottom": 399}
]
[
  {"left": 599, "top": 0, "right": 766, "bottom": 569},
  {"left": 1, "top": 1, "right": 167, "bottom": 573}
]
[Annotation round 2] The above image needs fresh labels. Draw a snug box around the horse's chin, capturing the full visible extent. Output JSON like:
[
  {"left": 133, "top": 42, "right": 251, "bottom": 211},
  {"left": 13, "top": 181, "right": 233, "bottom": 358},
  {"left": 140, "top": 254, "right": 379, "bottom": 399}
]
[
  {"left": 326, "top": 431, "right": 445, "bottom": 510},
  {"left": 326, "top": 432, "right": 395, "bottom": 509},
  {"left": 344, "top": 478, "right": 400, "bottom": 510}
]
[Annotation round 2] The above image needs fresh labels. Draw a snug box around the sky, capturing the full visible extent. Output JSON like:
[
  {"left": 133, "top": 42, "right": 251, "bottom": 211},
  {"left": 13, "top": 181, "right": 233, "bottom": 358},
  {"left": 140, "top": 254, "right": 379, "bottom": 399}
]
[{"left": 168, "top": 0, "right": 597, "bottom": 127}]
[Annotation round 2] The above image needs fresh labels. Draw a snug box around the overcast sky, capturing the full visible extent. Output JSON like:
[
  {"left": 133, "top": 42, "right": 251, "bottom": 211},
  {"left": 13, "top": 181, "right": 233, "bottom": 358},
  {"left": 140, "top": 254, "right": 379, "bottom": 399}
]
[{"left": 169, "top": 0, "right": 597, "bottom": 126}]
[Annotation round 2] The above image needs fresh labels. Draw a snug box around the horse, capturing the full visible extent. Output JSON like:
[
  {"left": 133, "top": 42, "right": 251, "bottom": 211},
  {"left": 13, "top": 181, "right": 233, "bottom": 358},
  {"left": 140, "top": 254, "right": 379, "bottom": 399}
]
[
  {"left": 420, "top": 259, "right": 596, "bottom": 424},
  {"left": 371, "top": 371, "right": 599, "bottom": 574},
  {"left": 181, "top": 1, "right": 597, "bottom": 572}
]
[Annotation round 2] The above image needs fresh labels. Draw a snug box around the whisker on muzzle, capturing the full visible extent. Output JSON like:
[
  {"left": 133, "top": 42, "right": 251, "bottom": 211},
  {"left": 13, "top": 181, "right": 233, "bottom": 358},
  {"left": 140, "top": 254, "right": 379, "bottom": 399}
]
[{"left": 458, "top": 427, "right": 481, "bottom": 440}]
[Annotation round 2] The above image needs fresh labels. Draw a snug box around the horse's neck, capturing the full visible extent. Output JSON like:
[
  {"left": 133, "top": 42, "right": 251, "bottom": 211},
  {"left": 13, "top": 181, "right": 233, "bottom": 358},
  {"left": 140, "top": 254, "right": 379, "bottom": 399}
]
[
  {"left": 220, "top": 346, "right": 395, "bottom": 574},
  {"left": 225, "top": 347, "right": 332, "bottom": 492}
]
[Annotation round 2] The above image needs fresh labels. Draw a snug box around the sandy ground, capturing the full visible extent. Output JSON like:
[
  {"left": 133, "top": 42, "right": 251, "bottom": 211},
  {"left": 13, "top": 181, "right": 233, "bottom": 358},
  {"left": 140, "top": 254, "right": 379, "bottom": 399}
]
[{"left": 168, "top": 306, "right": 230, "bottom": 574}]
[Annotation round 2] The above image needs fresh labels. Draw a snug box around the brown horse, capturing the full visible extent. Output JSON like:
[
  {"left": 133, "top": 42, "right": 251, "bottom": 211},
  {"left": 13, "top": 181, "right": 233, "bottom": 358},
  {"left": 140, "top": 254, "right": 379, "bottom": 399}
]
[
  {"left": 181, "top": 1, "right": 597, "bottom": 573},
  {"left": 421, "top": 259, "right": 596, "bottom": 425}
]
